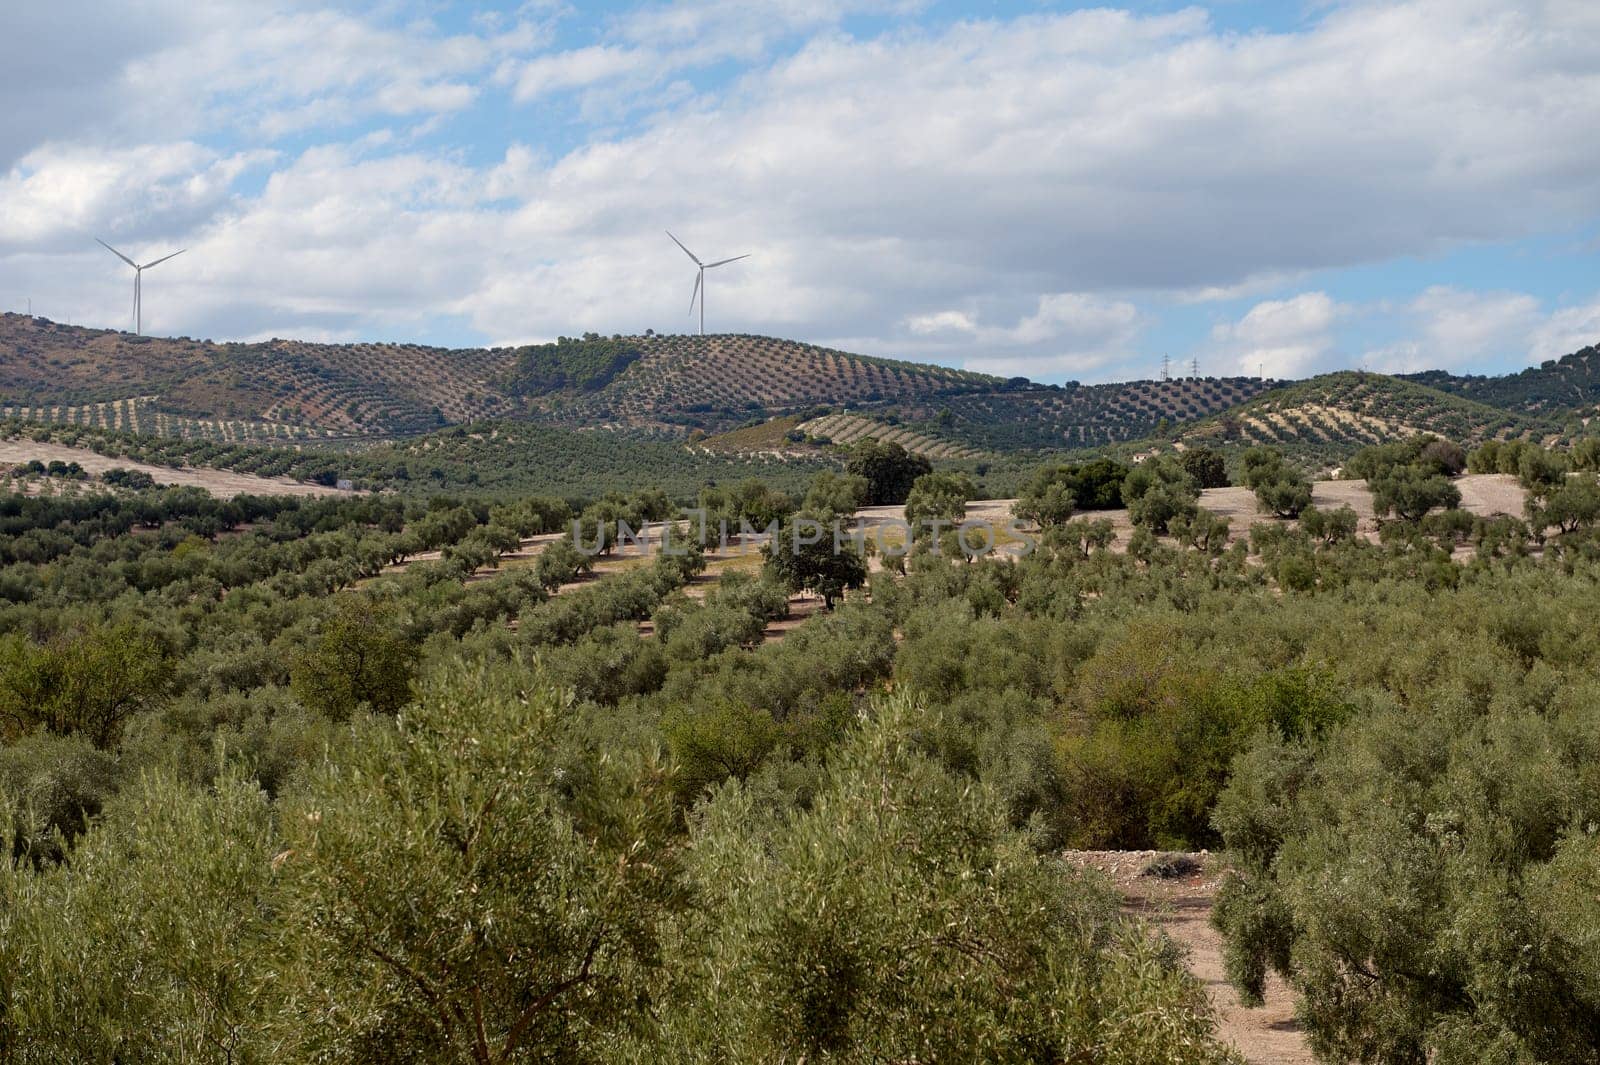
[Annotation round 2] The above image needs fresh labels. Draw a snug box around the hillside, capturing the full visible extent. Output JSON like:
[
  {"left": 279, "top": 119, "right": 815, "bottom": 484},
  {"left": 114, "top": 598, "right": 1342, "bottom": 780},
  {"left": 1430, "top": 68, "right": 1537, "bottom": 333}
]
[
  {"left": 0, "top": 316, "right": 997, "bottom": 439},
  {"left": 1178, "top": 371, "right": 1559, "bottom": 462},
  {"left": 897, "top": 376, "right": 1275, "bottom": 452},
  {"left": 5, "top": 417, "right": 833, "bottom": 500},
  {"left": 6, "top": 313, "right": 1597, "bottom": 465},
  {"left": 534, "top": 333, "right": 1000, "bottom": 431},
  {"left": 1403, "top": 342, "right": 1600, "bottom": 419}
]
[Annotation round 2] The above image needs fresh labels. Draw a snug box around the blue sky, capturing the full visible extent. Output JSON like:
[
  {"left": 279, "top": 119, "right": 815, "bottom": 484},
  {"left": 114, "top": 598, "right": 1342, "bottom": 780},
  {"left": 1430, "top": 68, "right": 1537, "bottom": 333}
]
[{"left": 2, "top": 0, "right": 1598, "bottom": 383}]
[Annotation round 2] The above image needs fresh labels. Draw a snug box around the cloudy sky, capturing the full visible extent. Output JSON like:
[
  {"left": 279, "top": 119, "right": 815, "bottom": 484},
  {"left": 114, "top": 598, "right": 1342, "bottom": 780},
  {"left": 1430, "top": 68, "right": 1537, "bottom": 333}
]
[{"left": 2, "top": 0, "right": 1598, "bottom": 383}]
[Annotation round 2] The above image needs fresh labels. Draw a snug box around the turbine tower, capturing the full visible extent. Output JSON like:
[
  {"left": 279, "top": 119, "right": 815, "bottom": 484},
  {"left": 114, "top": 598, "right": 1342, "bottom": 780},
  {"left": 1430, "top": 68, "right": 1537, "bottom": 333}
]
[
  {"left": 666, "top": 231, "right": 747, "bottom": 336},
  {"left": 97, "top": 239, "right": 185, "bottom": 336}
]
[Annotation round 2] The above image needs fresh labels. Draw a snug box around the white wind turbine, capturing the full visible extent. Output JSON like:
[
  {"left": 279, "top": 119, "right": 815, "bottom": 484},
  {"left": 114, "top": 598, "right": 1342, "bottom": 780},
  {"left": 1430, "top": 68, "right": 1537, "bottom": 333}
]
[
  {"left": 97, "top": 238, "right": 185, "bottom": 336},
  {"left": 666, "top": 230, "right": 748, "bottom": 336}
]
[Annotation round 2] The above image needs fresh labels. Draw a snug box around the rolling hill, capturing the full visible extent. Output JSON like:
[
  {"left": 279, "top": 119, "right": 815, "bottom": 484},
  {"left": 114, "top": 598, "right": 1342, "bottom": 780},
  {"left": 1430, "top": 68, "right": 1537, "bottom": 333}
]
[
  {"left": 893, "top": 376, "right": 1276, "bottom": 452},
  {"left": 1176, "top": 371, "right": 1562, "bottom": 463},
  {"left": 3, "top": 313, "right": 1596, "bottom": 470},
  {"left": 1402, "top": 343, "right": 1600, "bottom": 420},
  {"left": 0, "top": 316, "right": 999, "bottom": 439}
]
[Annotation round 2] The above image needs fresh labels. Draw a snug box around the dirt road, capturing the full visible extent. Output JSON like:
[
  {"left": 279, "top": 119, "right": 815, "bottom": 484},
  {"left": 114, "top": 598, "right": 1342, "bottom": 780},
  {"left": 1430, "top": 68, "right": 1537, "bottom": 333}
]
[{"left": 1066, "top": 851, "right": 1314, "bottom": 1065}]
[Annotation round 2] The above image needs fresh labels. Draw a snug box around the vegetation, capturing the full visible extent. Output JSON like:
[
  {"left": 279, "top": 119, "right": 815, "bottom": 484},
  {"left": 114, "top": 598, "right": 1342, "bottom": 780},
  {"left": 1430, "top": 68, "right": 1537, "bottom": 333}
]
[
  {"left": 1012, "top": 458, "right": 1130, "bottom": 528},
  {"left": 1181, "top": 372, "right": 1559, "bottom": 466},
  {"left": 1241, "top": 447, "right": 1312, "bottom": 519},
  {"left": 500, "top": 334, "right": 644, "bottom": 396},
  {"left": 844, "top": 439, "right": 932, "bottom": 506},
  {"left": 1122, "top": 455, "right": 1199, "bottom": 534},
  {"left": 5, "top": 379, "right": 1600, "bottom": 1060}
]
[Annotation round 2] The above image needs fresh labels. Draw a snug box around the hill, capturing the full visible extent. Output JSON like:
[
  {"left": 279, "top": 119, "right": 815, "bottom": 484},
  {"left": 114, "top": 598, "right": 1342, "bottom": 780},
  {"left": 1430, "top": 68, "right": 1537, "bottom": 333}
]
[
  {"left": 0, "top": 316, "right": 999, "bottom": 439},
  {"left": 5, "top": 313, "right": 1597, "bottom": 466},
  {"left": 1177, "top": 371, "right": 1560, "bottom": 463},
  {"left": 896, "top": 376, "right": 1275, "bottom": 452},
  {"left": 531, "top": 333, "right": 1000, "bottom": 431},
  {"left": 4, "top": 417, "right": 833, "bottom": 500},
  {"left": 1402, "top": 342, "right": 1600, "bottom": 420}
]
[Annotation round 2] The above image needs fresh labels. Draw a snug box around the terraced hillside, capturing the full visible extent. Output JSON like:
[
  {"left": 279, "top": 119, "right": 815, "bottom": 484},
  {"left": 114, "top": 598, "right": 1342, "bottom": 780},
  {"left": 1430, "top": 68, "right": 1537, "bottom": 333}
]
[
  {"left": 901, "top": 376, "right": 1274, "bottom": 452},
  {"left": 0, "top": 317, "right": 997, "bottom": 440},
  {"left": 543, "top": 333, "right": 1000, "bottom": 430},
  {"left": 797, "top": 413, "right": 985, "bottom": 459},
  {"left": 1404, "top": 342, "right": 1600, "bottom": 419},
  {"left": 1179, "top": 372, "right": 1559, "bottom": 461},
  {"left": 0, "top": 314, "right": 518, "bottom": 437}
]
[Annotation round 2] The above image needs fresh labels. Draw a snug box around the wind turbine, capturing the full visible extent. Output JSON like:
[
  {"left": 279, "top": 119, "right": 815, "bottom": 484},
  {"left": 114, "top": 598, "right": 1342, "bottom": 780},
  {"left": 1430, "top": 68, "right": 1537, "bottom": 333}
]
[
  {"left": 97, "top": 238, "right": 185, "bottom": 336},
  {"left": 666, "top": 231, "right": 747, "bottom": 336}
]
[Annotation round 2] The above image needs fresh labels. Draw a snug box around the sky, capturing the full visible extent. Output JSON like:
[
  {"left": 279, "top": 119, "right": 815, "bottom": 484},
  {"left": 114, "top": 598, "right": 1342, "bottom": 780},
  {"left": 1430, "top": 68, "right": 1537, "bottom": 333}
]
[{"left": 2, "top": 0, "right": 1598, "bottom": 384}]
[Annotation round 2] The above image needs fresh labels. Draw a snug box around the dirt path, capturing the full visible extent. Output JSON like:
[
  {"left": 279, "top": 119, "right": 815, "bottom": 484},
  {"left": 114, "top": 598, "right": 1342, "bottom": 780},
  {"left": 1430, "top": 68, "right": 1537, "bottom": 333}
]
[{"left": 1066, "top": 851, "right": 1314, "bottom": 1065}]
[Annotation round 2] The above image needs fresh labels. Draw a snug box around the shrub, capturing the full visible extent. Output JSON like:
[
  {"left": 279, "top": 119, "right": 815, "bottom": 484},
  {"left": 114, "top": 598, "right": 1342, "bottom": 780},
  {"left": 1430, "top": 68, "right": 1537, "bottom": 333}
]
[
  {"left": 663, "top": 694, "right": 1236, "bottom": 1063},
  {"left": 1122, "top": 457, "right": 1198, "bottom": 535},
  {"left": 1370, "top": 466, "right": 1461, "bottom": 522},
  {"left": 1179, "top": 447, "right": 1229, "bottom": 489},
  {"left": 1212, "top": 690, "right": 1600, "bottom": 1063}
]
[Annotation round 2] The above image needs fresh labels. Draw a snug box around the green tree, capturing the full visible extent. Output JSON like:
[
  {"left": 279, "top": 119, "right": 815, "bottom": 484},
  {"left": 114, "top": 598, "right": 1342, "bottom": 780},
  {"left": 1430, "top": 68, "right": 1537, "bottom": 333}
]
[
  {"left": 290, "top": 599, "right": 415, "bottom": 719},
  {"left": 845, "top": 440, "right": 931, "bottom": 506},
  {"left": 660, "top": 694, "right": 1236, "bottom": 1063},
  {"left": 904, "top": 471, "right": 976, "bottom": 541},
  {"left": 1370, "top": 466, "right": 1461, "bottom": 522},
  {"left": 1122, "top": 457, "right": 1199, "bottom": 535},
  {"left": 275, "top": 659, "right": 680, "bottom": 1063},
  {"left": 1012, "top": 465, "right": 1078, "bottom": 528},
  {"left": 1241, "top": 447, "right": 1312, "bottom": 519},
  {"left": 761, "top": 517, "right": 868, "bottom": 609},
  {"left": 1299, "top": 504, "right": 1358, "bottom": 546},
  {"left": 1179, "top": 447, "right": 1229, "bottom": 490},
  {"left": 802, "top": 471, "right": 869, "bottom": 519},
  {"left": 1527, "top": 472, "right": 1600, "bottom": 537},
  {"left": 0, "top": 623, "right": 172, "bottom": 748}
]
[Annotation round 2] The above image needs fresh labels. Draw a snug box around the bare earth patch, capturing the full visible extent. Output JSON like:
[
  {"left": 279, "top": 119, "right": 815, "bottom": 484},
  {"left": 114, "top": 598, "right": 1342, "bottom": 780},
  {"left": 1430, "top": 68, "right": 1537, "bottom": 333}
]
[
  {"left": 0, "top": 439, "right": 354, "bottom": 498},
  {"left": 1065, "top": 851, "right": 1314, "bottom": 1065}
]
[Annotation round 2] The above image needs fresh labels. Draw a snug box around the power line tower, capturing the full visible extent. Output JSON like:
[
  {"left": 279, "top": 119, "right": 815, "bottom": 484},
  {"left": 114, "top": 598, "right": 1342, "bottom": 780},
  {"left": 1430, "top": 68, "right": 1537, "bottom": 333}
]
[
  {"left": 1160, "top": 353, "right": 1171, "bottom": 381},
  {"left": 1190, "top": 357, "right": 1199, "bottom": 378}
]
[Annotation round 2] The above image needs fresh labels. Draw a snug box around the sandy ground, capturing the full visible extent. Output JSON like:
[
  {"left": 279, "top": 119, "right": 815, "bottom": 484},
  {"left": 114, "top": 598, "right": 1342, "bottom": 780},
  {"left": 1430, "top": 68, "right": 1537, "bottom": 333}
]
[
  {"left": 374, "top": 473, "right": 1535, "bottom": 641},
  {"left": 856, "top": 474, "right": 1525, "bottom": 555},
  {"left": 0, "top": 439, "right": 355, "bottom": 498},
  {"left": 1454, "top": 473, "right": 1525, "bottom": 518},
  {"left": 1065, "top": 851, "right": 1313, "bottom": 1065}
]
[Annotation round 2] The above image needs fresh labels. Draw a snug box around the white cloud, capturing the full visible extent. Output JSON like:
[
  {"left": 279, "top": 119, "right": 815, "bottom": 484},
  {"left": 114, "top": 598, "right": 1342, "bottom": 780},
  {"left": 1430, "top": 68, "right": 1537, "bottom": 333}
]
[
  {"left": 906, "top": 310, "right": 976, "bottom": 336},
  {"left": 0, "top": 144, "right": 274, "bottom": 253},
  {"left": 1529, "top": 298, "right": 1600, "bottom": 363},
  {"left": 904, "top": 293, "right": 1146, "bottom": 379},
  {"left": 5, "top": 1, "right": 1600, "bottom": 381},
  {"left": 1211, "top": 292, "right": 1343, "bottom": 378},
  {"left": 1362, "top": 286, "right": 1543, "bottom": 372},
  {"left": 499, "top": 46, "right": 649, "bottom": 101}
]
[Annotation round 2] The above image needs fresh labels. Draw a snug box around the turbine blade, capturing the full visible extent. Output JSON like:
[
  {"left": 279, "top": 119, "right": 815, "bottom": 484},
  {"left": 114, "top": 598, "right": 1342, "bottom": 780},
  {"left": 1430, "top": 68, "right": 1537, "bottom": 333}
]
[
  {"left": 96, "top": 238, "right": 137, "bottom": 268},
  {"left": 689, "top": 270, "right": 702, "bottom": 314},
  {"left": 142, "top": 249, "right": 186, "bottom": 270},
  {"left": 703, "top": 254, "right": 749, "bottom": 269},
  {"left": 665, "top": 230, "right": 701, "bottom": 266}
]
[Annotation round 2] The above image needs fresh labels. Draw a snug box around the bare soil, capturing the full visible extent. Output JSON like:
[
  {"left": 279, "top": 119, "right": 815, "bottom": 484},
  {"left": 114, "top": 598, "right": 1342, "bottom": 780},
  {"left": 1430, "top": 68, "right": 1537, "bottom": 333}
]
[
  {"left": 0, "top": 439, "right": 355, "bottom": 498},
  {"left": 1065, "top": 851, "right": 1314, "bottom": 1065}
]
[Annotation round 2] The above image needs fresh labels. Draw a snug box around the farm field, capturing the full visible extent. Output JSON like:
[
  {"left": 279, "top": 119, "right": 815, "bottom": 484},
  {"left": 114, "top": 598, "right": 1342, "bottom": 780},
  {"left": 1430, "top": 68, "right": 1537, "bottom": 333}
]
[
  {"left": 0, "top": 400, "right": 1597, "bottom": 1063},
  {"left": 0, "top": 439, "right": 356, "bottom": 497}
]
